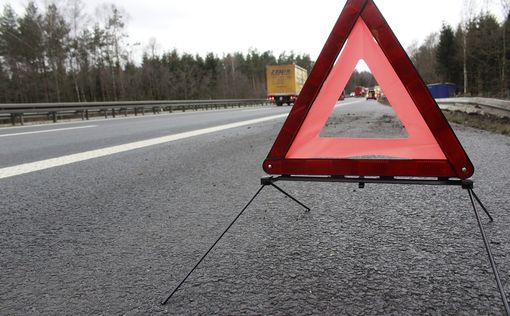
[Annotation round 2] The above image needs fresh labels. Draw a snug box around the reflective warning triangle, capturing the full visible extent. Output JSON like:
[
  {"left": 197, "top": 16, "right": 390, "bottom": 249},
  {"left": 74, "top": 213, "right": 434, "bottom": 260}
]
[{"left": 263, "top": 0, "right": 474, "bottom": 179}]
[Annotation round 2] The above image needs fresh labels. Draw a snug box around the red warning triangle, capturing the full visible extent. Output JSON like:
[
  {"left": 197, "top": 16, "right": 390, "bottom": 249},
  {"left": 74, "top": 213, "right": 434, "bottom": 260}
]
[{"left": 263, "top": 0, "right": 474, "bottom": 179}]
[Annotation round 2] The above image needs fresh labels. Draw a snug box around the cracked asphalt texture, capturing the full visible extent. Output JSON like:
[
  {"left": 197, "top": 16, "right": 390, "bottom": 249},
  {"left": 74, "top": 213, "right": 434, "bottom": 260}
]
[{"left": 1, "top": 101, "right": 509, "bottom": 315}]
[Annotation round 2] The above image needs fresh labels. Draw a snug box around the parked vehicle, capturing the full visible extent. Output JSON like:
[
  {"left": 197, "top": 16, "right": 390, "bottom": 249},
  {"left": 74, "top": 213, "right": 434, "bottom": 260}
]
[
  {"left": 366, "top": 90, "right": 376, "bottom": 100},
  {"left": 266, "top": 64, "right": 308, "bottom": 106}
]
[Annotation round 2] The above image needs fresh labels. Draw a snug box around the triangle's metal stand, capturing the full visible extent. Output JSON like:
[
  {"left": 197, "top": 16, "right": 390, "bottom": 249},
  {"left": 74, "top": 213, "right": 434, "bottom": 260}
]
[{"left": 161, "top": 175, "right": 509, "bottom": 315}]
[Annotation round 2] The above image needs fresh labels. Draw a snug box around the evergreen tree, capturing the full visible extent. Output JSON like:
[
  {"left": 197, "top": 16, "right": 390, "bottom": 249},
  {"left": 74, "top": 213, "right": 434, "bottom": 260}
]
[
  {"left": 17, "top": 2, "right": 45, "bottom": 102},
  {"left": 466, "top": 14, "right": 501, "bottom": 96},
  {"left": 0, "top": 5, "right": 21, "bottom": 101},
  {"left": 436, "top": 23, "right": 460, "bottom": 84}
]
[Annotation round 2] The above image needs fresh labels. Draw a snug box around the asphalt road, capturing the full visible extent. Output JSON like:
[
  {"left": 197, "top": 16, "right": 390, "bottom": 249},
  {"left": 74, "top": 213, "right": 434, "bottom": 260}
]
[
  {"left": 0, "top": 106, "right": 290, "bottom": 168},
  {"left": 1, "top": 100, "right": 509, "bottom": 315}
]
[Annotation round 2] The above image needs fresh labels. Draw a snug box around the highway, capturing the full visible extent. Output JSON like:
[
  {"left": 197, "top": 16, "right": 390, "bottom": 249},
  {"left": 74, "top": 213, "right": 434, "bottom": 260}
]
[
  {"left": 0, "top": 106, "right": 290, "bottom": 170},
  {"left": 1, "top": 100, "right": 509, "bottom": 314}
]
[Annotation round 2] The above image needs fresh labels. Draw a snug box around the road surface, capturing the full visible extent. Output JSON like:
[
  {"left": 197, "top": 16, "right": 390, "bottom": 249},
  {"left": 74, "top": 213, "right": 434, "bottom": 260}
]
[{"left": 1, "top": 100, "right": 509, "bottom": 314}]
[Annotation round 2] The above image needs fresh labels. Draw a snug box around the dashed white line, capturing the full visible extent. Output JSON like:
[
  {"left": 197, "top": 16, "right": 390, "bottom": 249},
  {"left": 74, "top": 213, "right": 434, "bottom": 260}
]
[
  {"left": 0, "top": 125, "right": 96, "bottom": 138},
  {"left": 0, "top": 114, "right": 287, "bottom": 180}
]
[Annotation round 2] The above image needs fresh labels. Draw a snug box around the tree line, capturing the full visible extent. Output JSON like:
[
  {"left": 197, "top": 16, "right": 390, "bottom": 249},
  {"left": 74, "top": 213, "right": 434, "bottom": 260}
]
[
  {"left": 409, "top": 3, "right": 510, "bottom": 98},
  {"left": 2, "top": 1, "right": 509, "bottom": 103},
  {"left": 0, "top": 2, "right": 313, "bottom": 103}
]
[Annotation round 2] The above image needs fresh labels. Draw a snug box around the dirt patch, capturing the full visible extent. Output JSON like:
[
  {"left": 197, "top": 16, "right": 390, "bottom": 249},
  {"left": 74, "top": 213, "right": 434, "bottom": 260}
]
[
  {"left": 378, "top": 97, "right": 510, "bottom": 136},
  {"left": 442, "top": 110, "right": 510, "bottom": 136},
  {"left": 321, "top": 114, "right": 406, "bottom": 138}
]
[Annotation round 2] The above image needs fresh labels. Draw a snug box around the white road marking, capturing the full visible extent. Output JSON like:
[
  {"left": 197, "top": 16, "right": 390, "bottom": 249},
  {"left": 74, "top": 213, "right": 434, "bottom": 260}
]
[
  {"left": 0, "top": 125, "right": 96, "bottom": 138},
  {"left": 241, "top": 108, "right": 273, "bottom": 112},
  {"left": 0, "top": 113, "right": 287, "bottom": 180},
  {"left": 335, "top": 99, "right": 364, "bottom": 108}
]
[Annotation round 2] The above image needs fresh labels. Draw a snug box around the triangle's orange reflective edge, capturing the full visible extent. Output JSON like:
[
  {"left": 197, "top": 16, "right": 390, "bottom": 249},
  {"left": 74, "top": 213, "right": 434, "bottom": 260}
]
[{"left": 262, "top": 0, "right": 474, "bottom": 179}]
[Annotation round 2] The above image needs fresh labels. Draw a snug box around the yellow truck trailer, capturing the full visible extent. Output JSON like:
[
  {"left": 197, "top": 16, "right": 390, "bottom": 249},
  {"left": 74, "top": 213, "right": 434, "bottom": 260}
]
[{"left": 266, "top": 64, "right": 308, "bottom": 106}]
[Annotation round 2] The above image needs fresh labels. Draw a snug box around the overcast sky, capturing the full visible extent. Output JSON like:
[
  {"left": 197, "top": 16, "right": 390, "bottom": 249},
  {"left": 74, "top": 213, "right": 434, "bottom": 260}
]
[{"left": 2, "top": 0, "right": 507, "bottom": 61}]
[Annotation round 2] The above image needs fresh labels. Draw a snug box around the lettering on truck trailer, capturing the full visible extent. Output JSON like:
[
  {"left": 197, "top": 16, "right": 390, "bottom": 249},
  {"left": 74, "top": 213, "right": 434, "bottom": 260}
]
[{"left": 272, "top": 69, "right": 291, "bottom": 75}]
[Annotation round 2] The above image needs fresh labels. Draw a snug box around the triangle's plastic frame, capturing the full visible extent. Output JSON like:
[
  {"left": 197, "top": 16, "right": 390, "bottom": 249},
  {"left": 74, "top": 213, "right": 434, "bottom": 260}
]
[{"left": 263, "top": 0, "right": 474, "bottom": 179}]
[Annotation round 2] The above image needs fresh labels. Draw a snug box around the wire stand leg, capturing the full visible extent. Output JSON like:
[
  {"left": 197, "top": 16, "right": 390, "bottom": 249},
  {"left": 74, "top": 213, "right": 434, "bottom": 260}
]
[
  {"left": 468, "top": 189, "right": 510, "bottom": 315},
  {"left": 470, "top": 189, "right": 494, "bottom": 222},
  {"left": 269, "top": 183, "right": 311, "bottom": 212},
  {"left": 161, "top": 185, "right": 267, "bottom": 305}
]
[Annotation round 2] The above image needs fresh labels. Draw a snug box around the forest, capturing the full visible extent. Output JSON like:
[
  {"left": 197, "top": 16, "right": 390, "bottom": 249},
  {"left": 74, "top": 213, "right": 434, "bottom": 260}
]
[
  {"left": 0, "top": 1, "right": 509, "bottom": 103},
  {"left": 409, "top": 2, "right": 510, "bottom": 98}
]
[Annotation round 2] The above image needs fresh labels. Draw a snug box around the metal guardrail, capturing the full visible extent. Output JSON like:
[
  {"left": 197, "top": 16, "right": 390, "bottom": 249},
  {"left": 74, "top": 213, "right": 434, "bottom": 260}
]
[
  {"left": 436, "top": 97, "right": 510, "bottom": 118},
  {"left": 0, "top": 99, "right": 268, "bottom": 126},
  {"left": 2, "top": 97, "right": 508, "bottom": 127}
]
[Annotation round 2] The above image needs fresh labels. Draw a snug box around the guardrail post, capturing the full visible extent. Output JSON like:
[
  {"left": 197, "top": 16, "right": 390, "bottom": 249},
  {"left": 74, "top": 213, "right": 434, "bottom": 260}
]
[
  {"left": 112, "top": 108, "right": 116, "bottom": 118},
  {"left": 85, "top": 110, "right": 89, "bottom": 120},
  {"left": 134, "top": 107, "right": 138, "bottom": 116},
  {"left": 10, "top": 113, "right": 16, "bottom": 126},
  {"left": 51, "top": 111, "right": 57, "bottom": 123},
  {"left": 168, "top": 106, "right": 172, "bottom": 113},
  {"left": 19, "top": 113, "right": 24, "bottom": 125}
]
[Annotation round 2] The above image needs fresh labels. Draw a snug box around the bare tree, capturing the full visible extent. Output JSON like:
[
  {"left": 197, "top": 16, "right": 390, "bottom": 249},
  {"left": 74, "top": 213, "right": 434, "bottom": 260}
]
[
  {"left": 94, "top": 3, "right": 128, "bottom": 100},
  {"left": 145, "top": 37, "right": 160, "bottom": 59},
  {"left": 461, "top": 0, "right": 479, "bottom": 94},
  {"left": 502, "top": 0, "right": 510, "bottom": 11},
  {"left": 44, "top": 4, "right": 70, "bottom": 102},
  {"left": 408, "top": 33, "right": 440, "bottom": 84},
  {"left": 501, "top": 0, "right": 510, "bottom": 96},
  {"left": 64, "top": 0, "right": 88, "bottom": 101}
]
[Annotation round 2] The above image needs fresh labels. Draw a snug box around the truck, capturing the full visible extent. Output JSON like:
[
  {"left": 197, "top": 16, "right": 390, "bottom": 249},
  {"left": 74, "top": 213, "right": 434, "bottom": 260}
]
[
  {"left": 266, "top": 64, "right": 308, "bottom": 106},
  {"left": 354, "top": 86, "right": 367, "bottom": 97}
]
